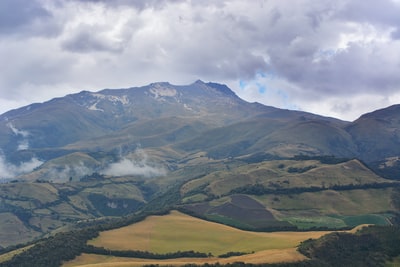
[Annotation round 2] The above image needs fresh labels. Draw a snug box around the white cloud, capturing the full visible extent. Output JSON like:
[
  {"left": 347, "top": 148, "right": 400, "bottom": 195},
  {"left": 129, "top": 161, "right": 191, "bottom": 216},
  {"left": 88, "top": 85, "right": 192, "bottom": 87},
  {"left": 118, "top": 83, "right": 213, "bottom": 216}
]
[
  {"left": 0, "top": 155, "right": 43, "bottom": 180},
  {"left": 7, "top": 123, "right": 29, "bottom": 137},
  {"left": 7, "top": 123, "right": 30, "bottom": 150},
  {"left": 46, "top": 161, "right": 93, "bottom": 182},
  {"left": 102, "top": 158, "right": 166, "bottom": 177},
  {"left": 0, "top": 0, "right": 399, "bottom": 121},
  {"left": 102, "top": 149, "right": 166, "bottom": 177}
]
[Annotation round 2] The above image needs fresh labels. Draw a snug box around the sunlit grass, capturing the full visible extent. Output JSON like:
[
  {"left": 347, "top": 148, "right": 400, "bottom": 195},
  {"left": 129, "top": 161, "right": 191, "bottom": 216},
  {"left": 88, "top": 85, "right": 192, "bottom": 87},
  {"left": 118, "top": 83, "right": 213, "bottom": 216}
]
[
  {"left": 88, "top": 210, "right": 330, "bottom": 256},
  {"left": 63, "top": 248, "right": 307, "bottom": 267}
]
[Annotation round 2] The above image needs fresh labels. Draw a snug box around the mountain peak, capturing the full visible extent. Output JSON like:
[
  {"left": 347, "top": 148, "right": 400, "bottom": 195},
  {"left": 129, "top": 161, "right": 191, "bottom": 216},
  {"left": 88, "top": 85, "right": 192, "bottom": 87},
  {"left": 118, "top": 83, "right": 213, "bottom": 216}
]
[
  {"left": 205, "top": 82, "right": 237, "bottom": 97},
  {"left": 194, "top": 79, "right": 205, "bottom": 84},
  {"left": 149, "top": 81, "right": 172, "bottom": 87},
  {"left": 190, "top": 80, "right": 237, "bottom": 98}
]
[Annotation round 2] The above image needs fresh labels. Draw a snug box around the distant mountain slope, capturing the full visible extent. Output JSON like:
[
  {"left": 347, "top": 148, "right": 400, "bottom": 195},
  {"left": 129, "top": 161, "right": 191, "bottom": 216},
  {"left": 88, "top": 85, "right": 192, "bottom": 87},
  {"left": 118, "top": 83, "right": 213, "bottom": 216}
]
[
  {"left": 176, "top": 117, "right": 356, "bottom": 159},
  {"left": 346, "top": 104, "right": 400, "bottom": 162},
  {"left": 0, "top": 81, "right": 399, "bottom": 182},
  {"left": 0, "top": 82, "right": 400, "bottom": 252},
  {"left": 0, "top": 81, "right": 279, "bottom": 161},
  {"left": 0, "top": 81, "right": 346, "bottom": 178}
]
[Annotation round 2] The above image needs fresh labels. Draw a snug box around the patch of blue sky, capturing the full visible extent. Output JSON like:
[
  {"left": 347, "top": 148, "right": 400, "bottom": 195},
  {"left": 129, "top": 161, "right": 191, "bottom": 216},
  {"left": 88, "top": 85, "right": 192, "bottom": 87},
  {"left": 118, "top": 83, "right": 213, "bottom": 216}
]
[
  {"left": 238, "top": 72, "right": 300, "bottom": 111},
  {"left": 239, "top": 79, "right": 247, "bottom": 89},
  {"left": 256, "top": 82, "right": 266, "bottom": 94}
]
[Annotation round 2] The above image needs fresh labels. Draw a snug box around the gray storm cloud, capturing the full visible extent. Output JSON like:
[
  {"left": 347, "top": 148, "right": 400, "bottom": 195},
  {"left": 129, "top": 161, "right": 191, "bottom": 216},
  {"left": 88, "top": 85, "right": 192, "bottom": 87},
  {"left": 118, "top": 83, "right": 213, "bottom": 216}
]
[{"left": 0, "top": 0, "right": 400, "bottom": 120}]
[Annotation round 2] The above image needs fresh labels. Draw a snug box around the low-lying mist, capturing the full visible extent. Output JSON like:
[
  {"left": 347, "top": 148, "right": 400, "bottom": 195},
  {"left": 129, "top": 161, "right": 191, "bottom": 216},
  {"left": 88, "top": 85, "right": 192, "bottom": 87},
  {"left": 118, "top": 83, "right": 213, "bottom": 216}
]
[
  {"left": 46, "top": 162, "right": 94, "bottom": 182},
  {"left": 0, "top": 154, "right": 43, "bottom": 180},
  {"left": 7, "top": 123, "right": 30, "bottom": 150},
  {"left": 0, "top": 147, "right": 166, "bottom": 182},
  {"left": 102, "top": 149, "right": 166, "bottom": 178}
]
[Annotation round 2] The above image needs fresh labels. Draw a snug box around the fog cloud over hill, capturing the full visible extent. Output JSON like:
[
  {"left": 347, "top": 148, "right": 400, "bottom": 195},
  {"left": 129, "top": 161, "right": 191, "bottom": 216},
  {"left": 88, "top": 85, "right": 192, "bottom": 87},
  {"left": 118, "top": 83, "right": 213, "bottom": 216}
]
[
  {"left": 0, "top": 154, "right": 43, "bottom": 180},
  {"left": 102, "top": 149, "right": 166, "bottom": 178},
  {"left": 7, "top": 123, "right": 30, "bottom": 150}
]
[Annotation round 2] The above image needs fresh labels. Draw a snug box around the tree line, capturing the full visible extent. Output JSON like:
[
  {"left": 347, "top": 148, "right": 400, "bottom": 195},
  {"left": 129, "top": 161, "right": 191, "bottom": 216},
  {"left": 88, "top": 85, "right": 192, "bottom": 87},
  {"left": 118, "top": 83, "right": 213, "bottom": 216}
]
[
  {"left": 229, "top": 181, "right": 400, "bottom": 196},
  {"left": 298, "top": 225, "right": 400, "bottom": 267}
]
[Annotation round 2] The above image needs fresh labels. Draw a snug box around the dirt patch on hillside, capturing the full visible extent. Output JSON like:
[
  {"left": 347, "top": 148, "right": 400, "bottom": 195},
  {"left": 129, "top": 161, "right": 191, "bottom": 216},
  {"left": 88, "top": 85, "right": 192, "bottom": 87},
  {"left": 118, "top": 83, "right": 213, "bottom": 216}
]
[
  {"left": 230, "top": 194, "right": 270, "bottom": 209},
  {"left": 181, "top": 194, "right": 293, "bottom": 229},
  {"left": 209, "top": 195, "right": 277, "bottom": 227}
]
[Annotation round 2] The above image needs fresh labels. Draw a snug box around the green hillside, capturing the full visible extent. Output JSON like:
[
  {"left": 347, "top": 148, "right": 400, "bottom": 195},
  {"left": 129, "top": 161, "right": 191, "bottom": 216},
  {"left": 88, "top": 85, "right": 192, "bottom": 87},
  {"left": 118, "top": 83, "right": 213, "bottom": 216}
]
[
  {"left": 0, "top": 155, "right": 399, "bottom": 249},
  {"left": 0, "top": 83, "right": 400, "bottom": 266},
  {"left": 0, "top": 176, "right": 150, "bottom": 248},
  {"left": 179, "top": 158, "right": 399, "bottom": 230}
]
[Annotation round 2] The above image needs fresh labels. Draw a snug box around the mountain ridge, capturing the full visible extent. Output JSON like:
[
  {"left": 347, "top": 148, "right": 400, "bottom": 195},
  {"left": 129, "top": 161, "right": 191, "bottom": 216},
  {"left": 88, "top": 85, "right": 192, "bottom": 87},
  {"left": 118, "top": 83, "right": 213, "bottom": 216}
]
[
  {"left": 0, "top": 80, "right": 344, "bottom": 123},
  {"left": 0, "top": 80, "right": 399, "bottom": 182},
  {"left": 0, "top": 81, "right": 399, "bottom": 258}
]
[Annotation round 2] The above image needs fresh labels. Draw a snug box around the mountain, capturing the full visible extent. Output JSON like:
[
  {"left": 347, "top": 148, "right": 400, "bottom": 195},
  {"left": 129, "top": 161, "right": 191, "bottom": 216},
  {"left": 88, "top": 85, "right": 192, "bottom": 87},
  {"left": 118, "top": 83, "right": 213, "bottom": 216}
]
[
  {"left": 1, "top": 80, "right": 400, "bottom": 182},
  {"left": 0, "top": 80, "right": 400, "bottom": 256},
  {"left": 346, "top": 104, "right": 400, "bottom": 161},
  {"left": 0, "top": 81, "right": 274, "bottom": 159},
  {"left": 0, "top": 80, "right": 346, "bottom": 181}
]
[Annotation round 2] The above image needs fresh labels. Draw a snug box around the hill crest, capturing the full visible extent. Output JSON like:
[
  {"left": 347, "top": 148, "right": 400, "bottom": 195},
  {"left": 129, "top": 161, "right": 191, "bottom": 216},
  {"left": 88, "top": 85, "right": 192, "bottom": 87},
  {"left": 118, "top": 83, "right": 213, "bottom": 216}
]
[{"left": 0, "top": 81, "right": 399, "bottom": 182}]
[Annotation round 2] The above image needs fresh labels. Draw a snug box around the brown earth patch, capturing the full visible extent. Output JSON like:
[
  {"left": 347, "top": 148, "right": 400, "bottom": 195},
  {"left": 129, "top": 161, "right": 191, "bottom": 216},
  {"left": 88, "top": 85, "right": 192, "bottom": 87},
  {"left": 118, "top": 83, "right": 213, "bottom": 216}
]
[
  {"left": 181, "top": 195, "right": 293, "bottom": 229},
  {"left": 209, "top": 195, "right": 280, "bottom": 228}
]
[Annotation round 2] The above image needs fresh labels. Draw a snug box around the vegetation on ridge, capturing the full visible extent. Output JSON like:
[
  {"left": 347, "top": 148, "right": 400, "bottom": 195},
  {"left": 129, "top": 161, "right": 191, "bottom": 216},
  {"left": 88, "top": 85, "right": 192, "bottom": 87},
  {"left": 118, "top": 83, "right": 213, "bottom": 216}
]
[{"left": 0, "top": 83, "right": 400, "bottom": 266}]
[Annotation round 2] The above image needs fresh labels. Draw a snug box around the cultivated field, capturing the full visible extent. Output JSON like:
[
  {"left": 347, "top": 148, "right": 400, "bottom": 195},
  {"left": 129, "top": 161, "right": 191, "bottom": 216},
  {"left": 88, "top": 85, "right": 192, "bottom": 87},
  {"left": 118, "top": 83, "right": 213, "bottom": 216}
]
[{"left": 64, "top": 211, "right": 334, "bottom": 266}]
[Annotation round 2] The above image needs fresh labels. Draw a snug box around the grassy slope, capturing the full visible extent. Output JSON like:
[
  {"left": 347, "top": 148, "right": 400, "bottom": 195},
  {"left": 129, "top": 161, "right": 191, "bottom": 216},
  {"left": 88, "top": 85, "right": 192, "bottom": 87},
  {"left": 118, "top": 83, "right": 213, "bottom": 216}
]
[
  {"left": 88, "top": 211, "right": 331, "bottom": 255},
  {"left": 256, "top": 189, "right": 393, "bottom": 215},
  {"left": 180, "top": 159, "right": 397, "bottom": 229},
  {"left": 0, "top": 213, "right": 40, "bottom": 248},
  {"left": 65, "top": 210, "right": 332, "bottom": 267},
  {"left": 0, "top": 154, "right": 237, "bottom": 249},
  {"left": 253, "top": 120, "right": 356, "bottom": 158},
  {"left": 1, "top": 157, "right": 397, "bottom": 249},
  {"left": 0, "top": 177, "right": 148, "bottom": 248},
  {"left": 174, "top": 116, "right": 356, "bottom": 160},
  {"left": 63, "top": 249, "right": 306, "bottom": 267},
  {"left": 181, "top": 159, "right": 390, "bottom": 197}
]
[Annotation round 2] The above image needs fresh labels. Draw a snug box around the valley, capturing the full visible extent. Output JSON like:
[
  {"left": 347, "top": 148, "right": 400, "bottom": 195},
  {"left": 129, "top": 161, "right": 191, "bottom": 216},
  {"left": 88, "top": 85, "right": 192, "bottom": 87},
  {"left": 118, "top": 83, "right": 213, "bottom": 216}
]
[{"left": 0, "top": 81, "right": 399, "bottom": 266}]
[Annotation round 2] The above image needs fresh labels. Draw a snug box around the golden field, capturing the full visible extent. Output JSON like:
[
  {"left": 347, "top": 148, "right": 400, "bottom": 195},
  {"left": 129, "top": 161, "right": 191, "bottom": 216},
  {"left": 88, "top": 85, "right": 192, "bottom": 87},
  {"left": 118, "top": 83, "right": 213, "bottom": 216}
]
[{"left": 64, "top": 211, "right": 333, "bottom": 266}]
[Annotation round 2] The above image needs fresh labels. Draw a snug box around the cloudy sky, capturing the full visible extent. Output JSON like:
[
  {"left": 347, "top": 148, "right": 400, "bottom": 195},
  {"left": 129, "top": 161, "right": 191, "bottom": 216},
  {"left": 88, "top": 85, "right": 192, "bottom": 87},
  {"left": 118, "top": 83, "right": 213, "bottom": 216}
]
[{"left": 1, "top": 0, "right": 400, "bottom": 121}]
